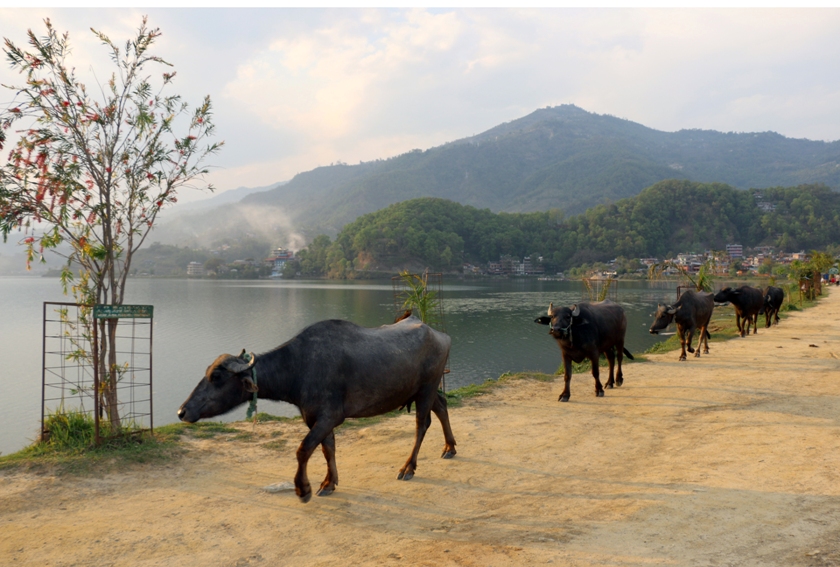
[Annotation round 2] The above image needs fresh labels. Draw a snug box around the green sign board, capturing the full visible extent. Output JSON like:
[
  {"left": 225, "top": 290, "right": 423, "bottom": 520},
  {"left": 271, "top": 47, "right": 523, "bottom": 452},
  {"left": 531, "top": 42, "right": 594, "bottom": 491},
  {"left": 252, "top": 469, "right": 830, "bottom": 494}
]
[{"left": 93, "top": 304, "right": 154, "bottom": 319}]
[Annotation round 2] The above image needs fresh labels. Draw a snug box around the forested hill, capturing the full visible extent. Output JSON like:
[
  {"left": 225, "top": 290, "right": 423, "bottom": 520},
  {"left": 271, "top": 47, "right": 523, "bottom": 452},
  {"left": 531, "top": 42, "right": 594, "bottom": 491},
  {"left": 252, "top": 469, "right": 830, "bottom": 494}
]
[
  {"left": 244, "top": 105, "right": 840, "bottom": 235},
  {"left": 296, "top": 181, "right": 840, "bottom": 276}
]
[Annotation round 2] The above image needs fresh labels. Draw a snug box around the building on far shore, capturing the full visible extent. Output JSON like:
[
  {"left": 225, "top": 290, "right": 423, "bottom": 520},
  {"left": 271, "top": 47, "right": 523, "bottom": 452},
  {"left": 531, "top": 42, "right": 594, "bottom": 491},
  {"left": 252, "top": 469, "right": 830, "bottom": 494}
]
[
  {"left": 726, "top": 243, "right": 743, "bottom": 259},
  {"left": 186, "top": 262, "right": 205, "bottom": 277},
  {"left": 266, "top": 248, "right": 295, "bottom": 277}
]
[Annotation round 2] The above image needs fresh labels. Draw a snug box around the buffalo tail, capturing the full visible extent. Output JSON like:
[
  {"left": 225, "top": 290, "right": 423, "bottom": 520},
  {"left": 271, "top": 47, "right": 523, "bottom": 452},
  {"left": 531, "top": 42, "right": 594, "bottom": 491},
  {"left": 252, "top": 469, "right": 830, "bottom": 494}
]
[{"left": 623, "top": 347, "right": 635, "bottom": 360}]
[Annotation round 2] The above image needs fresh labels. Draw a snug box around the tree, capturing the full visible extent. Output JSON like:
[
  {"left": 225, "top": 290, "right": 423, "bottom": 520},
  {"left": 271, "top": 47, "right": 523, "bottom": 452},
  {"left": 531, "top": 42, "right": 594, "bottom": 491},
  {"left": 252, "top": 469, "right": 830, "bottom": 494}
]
[{"left": 0, "top": 18, "right": 222, "bottom": 430}]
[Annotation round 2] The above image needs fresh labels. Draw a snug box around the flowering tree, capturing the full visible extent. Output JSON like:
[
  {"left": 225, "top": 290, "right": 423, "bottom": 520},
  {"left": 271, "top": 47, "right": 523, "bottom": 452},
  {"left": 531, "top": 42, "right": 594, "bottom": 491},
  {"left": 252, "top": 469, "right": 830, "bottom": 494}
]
[{"left": 0, "top": 17, "right": 222, "bottom": 429}]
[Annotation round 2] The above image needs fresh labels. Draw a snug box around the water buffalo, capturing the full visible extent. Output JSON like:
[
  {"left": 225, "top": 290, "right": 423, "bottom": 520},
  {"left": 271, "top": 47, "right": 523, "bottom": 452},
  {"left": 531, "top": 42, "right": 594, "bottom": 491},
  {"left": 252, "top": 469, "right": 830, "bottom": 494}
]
[
  {"left": 760, "top": 286, "right": 784, "bottom": 327},
  {"left": 534, "top": 300, "right": 634, "bottom": 402},
  {"left": 713, "top": 286, "right": 764, "bottom": 337},
  {"left": 649, "top": 289, "right": 714, "bottom": 360},
  {"left": 178, "top": 315, "right": 457, "bottom": 503}
]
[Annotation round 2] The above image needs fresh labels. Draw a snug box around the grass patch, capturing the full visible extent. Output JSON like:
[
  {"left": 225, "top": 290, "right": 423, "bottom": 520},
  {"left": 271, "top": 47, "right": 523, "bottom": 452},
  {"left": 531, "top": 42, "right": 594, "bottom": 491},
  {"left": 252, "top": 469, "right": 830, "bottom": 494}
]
[
  {"left": 445, "top": 371, "right": 554, "bottom": 408},
  {"left": 180, "top": 422, "right": 240, "bottom": 439},
  {"left": 254, "top": 412, "right": 300, "bottom": 423},
  {"left": 261, "top": 439, "right": 288, "bottom": 451},
  {"left": 552, "top": 349, "right": 647, "bottom": 374},
  {"left": 0, "top": 412, "right": 185, "bottom": 475},
  {"left": 0, "top": 415, "right": 267, "bottom": 474}
]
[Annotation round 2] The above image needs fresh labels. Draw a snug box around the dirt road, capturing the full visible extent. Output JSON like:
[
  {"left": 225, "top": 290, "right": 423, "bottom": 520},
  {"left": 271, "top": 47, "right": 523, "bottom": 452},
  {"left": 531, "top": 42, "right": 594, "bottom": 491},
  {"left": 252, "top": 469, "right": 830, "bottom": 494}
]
[{"left": 3, "top": 290, "right": 840, "bottom": 567}]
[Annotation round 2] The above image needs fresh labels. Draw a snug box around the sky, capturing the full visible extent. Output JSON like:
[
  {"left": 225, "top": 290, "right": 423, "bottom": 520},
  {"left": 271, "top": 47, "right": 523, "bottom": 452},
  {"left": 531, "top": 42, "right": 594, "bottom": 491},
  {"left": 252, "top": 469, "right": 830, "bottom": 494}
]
[{"left": 1, "top": 8, "right": 840, "bottom": 203}]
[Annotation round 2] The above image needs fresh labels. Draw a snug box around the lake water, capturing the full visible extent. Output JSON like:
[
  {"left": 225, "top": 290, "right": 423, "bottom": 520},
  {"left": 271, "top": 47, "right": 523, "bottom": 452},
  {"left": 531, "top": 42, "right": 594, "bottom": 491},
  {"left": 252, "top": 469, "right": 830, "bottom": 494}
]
[{"left": 0, "top": 276, "right": 677, "bottom": 456}]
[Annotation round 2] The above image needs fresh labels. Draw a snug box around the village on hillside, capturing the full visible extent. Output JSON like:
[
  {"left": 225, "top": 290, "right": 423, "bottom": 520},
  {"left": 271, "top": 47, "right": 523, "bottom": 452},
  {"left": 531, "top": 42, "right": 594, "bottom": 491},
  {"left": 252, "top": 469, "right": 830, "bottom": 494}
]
[{"left": 158, "top": 242, "right": 822, "bottom": 282}]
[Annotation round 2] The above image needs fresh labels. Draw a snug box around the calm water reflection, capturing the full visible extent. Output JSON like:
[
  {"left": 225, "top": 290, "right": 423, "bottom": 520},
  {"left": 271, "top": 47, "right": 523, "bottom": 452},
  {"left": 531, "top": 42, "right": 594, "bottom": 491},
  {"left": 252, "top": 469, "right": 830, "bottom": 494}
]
[{"left": 0, "top": 276, "right": 677, "bottom": 456}]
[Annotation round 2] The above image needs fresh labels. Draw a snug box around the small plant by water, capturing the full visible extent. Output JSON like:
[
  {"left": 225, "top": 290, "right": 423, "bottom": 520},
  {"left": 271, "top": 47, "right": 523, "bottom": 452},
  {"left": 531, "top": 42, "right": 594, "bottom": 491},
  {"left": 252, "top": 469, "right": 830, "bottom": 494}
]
[{"left": 397, "top": 270, "right": 441, "bottom": 327}]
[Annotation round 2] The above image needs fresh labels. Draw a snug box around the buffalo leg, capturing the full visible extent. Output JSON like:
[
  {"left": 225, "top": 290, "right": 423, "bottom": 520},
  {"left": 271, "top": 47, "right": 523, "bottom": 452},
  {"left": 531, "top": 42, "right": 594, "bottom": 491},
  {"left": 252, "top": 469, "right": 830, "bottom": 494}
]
[
  {"left": 431, "top": 390, "right": 457, "bottom": 459},
  {"left": 752, "top": 314, "right": 759, "bottom": 334},
  {"left": 678, "top": 326, "right": 687, "bottom": 361},
  {"left": 701, "top": 327, "right": 710, "bottom": 354},
  {"left": 558, "top": 354, "right": 573, "bottom": 402},
  {"left": 590, "top": 355, "right": 604, "bottom": 397},
  {"left": 295, "top": 419, "right": 341, "bottom": 503},
  {"left": 604, "top": 347, "right": 616, "bottom": 389},
  {"left": 398, "top": 388, "right": 435, "bottom": 480},
  {"left": 317, "top": 431, "right": 339, "bottom": 497},
  {"left": 615, "top": 344, "right": 624, "bottom": 387},
  {"left": 736, "top": 313, "right": 745, "bottom": 337}
]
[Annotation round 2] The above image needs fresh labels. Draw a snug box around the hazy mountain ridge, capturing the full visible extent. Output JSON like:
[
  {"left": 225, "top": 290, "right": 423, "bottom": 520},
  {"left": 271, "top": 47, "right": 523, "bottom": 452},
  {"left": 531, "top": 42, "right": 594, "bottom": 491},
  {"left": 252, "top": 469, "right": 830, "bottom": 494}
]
[{"left": 156, "top": 105, "right": 840, "bottom": 248}]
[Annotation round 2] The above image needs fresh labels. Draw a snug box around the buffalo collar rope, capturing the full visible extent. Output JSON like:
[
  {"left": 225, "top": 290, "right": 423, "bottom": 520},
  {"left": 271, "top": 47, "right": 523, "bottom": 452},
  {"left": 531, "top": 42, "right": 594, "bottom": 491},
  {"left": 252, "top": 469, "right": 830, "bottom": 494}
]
[{"left": 241, "top": 351, "right": 259, "bottom": 421}]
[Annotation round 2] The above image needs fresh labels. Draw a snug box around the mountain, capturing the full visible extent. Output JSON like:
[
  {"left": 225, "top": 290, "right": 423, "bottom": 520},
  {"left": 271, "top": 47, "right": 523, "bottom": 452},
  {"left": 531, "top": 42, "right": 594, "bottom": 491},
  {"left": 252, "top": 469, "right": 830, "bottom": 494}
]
[{"left": 241, "top": 105, "right": 840, "bottom": 236}]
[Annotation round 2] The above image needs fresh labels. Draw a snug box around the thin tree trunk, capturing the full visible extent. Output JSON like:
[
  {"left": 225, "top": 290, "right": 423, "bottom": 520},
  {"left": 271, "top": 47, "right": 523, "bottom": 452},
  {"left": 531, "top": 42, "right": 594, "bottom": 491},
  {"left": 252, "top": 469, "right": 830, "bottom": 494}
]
[{"left": 105, "top": 318, "right": 122, "bottom": 431}]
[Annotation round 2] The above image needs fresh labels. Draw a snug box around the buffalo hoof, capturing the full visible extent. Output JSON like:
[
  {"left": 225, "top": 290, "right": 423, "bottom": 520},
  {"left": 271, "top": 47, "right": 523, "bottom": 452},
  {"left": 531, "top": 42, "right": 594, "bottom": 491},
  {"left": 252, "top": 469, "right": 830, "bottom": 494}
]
[
  {"left": 397, "top": 469, "right": 415, "bottom": 481},
  {"left": 687, "top": 346, "right": 695, "bottom": 353},
  {"left": 605, "top": 382, "right": 614, "bottom": 389},
  {"left": 679, "top": 355, "right": 686, "bottom": 361},
  {"left": 616, "top": 376, "right": 623, "bottom": 387},
  {"left": 558, "top": 394, "right": 570, "bottom": 402},
  {"left": 596, "top": 390, "right": 604, "bottom": 398},
  {"left": 317, "top": 479, "right": 336, "bottom": 497},
  {"left": 694, "top": 351, "right": 701, "bottom": 358},
  {"left": 298, "top": 491, "right": 312, "bottom": 504},
  {"left": 442, "top": 450, "right": 455, "bottom": 459},
  {"left": 703, "top": 349, "right": 710, "bottom": 354}
]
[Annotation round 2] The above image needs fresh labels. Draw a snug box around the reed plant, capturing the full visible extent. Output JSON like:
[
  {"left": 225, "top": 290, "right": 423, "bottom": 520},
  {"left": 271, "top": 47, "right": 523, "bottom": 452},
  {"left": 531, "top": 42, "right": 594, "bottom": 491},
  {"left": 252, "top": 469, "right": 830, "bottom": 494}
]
[{"left": 397, "top": 270, "right": 441, "bottom": 327}]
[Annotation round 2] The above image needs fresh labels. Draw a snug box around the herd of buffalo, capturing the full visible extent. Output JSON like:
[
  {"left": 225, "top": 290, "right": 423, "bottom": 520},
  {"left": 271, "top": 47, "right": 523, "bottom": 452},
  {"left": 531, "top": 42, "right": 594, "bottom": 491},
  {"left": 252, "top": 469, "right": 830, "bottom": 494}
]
[{"left": 178, "top": 284, "right": 786, "bottom": 503}]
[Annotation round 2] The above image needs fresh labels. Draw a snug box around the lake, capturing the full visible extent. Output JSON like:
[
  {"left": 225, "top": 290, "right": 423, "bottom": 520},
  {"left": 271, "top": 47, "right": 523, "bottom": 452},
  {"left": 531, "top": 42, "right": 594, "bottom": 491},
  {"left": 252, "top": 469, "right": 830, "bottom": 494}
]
[{"left": 0, "top": 276, "right": 678, "bottom": 456}]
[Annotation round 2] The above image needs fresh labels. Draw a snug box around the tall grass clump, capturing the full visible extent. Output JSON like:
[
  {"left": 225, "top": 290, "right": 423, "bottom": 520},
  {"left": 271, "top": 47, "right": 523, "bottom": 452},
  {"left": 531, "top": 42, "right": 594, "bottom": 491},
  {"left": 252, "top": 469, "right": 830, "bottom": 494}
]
[{"left": 42, "top": 409, "right": 98, "bottom": 452}]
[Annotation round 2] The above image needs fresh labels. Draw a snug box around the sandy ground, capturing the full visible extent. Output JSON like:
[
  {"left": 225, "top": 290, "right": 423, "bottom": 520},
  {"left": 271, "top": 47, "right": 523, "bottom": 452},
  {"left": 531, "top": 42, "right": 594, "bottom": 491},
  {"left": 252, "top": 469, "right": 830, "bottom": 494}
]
[{"left": 3, "top": 290, "right": 840, "bottom": 567}]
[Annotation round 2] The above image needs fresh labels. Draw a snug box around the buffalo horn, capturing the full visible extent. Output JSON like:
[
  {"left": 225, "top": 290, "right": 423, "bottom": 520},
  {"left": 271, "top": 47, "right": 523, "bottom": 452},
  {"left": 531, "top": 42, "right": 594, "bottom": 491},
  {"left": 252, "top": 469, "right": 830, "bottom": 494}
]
[
  {"left": 571, "top": 304, "right": 580, "bottom": 317},
  {"left": 547, "top": 302, "right": 554, "bottom": 315},
  {"left": 666, "top": 306, "right": 677, "bottom": 315},
  {"left": 222, "top": 353, "right": 256, "bottom": 374}
]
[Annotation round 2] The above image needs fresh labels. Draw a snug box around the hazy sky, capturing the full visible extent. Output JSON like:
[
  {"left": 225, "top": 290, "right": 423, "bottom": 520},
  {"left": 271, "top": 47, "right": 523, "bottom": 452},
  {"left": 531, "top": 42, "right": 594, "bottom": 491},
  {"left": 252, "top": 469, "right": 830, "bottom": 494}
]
[{"left": 2, "top": 8, "right": 840, "bottom": 202}]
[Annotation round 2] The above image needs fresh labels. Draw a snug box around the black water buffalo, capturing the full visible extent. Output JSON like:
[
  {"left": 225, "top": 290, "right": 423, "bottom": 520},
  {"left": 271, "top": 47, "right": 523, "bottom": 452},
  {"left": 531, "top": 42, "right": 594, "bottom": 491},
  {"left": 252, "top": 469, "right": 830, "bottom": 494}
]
[
  {"left": 534, "top": 300, "right": 634, "bottom": 402},
  {"left": 649, "top": 289, "right": 714, "bottom": 361},
  {"left": 178, "top": 315, "right": 457, "bottom": 503},
  {"left": 760, "top": 286, "right": 784, "bottom": 327},
  {"left": 713, "top": 286, "right": 764, "bottom": 337}
]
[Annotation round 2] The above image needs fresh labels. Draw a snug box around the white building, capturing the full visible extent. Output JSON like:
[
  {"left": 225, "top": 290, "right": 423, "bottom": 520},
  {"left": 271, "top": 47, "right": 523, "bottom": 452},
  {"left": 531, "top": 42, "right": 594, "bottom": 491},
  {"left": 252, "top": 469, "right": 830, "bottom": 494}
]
[
  {"left": 726, "top": 244, "right": 743, "bottom": 259},
  {"left": 186, "top": 262, "right": 205, "bottom": 276}
]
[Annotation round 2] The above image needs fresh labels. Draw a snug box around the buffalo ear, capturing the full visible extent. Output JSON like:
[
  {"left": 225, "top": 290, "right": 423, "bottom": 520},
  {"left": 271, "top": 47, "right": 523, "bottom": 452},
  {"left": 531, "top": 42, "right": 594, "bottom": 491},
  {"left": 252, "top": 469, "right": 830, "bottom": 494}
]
[
  {"left": 241, "top": 375, "right": 258, "bottom": 393},
  {"left": 535, "top": 316, "right": 551, "bottom": 325}
]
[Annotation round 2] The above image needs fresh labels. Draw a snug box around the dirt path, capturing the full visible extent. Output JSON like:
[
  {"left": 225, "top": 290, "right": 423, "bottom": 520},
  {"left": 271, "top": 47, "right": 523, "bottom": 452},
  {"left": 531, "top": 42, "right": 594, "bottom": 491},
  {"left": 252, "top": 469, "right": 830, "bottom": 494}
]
[{"left": 3, "top": 290, "right": 840, "bottom": 567}]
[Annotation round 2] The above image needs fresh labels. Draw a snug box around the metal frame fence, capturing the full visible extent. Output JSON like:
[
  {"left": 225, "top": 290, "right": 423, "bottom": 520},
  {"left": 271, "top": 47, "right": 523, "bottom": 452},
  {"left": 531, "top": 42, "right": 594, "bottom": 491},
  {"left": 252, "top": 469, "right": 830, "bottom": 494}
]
[{"left": 41, "top": 302, "right": 154, "bottom": 444}]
